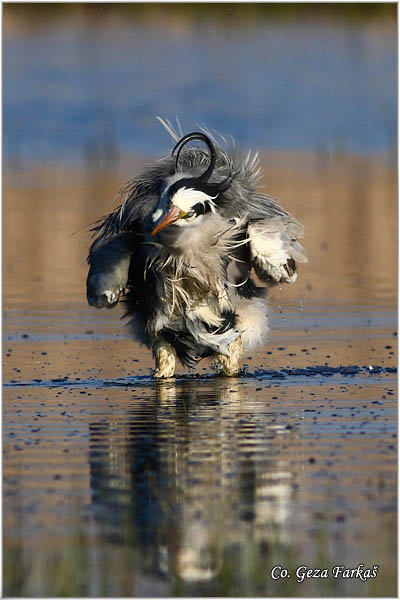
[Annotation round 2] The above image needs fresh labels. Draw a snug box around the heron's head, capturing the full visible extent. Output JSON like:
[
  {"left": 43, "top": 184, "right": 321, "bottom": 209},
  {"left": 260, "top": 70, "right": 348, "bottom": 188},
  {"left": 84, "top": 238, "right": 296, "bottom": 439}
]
[{"left": 151, "top": 132, "right": 232, "bottom": 235}]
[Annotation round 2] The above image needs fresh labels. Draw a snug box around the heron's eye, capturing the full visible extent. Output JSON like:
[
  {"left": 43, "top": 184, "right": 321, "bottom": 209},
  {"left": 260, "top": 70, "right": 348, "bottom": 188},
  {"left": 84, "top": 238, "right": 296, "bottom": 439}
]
[{"left": 184, "top": 210, "right": 195, "bottom": 219}]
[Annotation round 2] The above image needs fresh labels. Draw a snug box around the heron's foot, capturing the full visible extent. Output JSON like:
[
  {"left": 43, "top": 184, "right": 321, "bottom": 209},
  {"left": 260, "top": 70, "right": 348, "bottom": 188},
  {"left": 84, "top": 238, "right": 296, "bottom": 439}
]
[
  {"left": 154, "top": 369, "right": 175, "bottom": 379},
  {"left": 220, "top": 366, "right": 241, "bottom": 377},
  {"left": 213, "top": 335, "right": 242, "bottom": 377},
  {"left": 153, "top": 340, "right": 176, "bottom": 379}
]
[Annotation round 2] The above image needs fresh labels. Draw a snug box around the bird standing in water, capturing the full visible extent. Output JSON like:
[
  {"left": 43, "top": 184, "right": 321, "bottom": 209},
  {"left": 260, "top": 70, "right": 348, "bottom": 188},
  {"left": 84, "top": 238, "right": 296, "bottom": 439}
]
[{"left": 86, "top": 120, "right": 307, "bottom": 378}]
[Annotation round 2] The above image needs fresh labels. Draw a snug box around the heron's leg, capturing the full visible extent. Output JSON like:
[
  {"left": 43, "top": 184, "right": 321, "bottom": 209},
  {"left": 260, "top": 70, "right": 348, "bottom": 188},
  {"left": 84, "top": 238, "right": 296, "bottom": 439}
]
[
  {"left": 214, "top": 335, "right": 242, "bottom": 376},
  {"left": 153, "top": 339, "right": 177, "bottom": 379}
]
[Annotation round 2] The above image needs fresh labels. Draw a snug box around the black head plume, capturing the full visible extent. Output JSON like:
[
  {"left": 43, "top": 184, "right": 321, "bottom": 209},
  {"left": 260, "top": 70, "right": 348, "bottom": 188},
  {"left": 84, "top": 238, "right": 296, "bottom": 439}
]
[
  {"left": 171, "top": 131, "right": 232, "bottom": 197},
  {"left": 173, "top": 132, "right": 216, "bottom": 182}
]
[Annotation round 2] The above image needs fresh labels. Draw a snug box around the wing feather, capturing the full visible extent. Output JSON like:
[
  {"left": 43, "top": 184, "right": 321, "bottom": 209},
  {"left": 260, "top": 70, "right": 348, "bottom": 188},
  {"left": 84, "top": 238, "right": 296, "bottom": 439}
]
[
  {"left": 247, "top": 216, "right": 308, "bottom": 284},
  {"left": 87, "top": 233, "right": 137, "bottom": 308}
]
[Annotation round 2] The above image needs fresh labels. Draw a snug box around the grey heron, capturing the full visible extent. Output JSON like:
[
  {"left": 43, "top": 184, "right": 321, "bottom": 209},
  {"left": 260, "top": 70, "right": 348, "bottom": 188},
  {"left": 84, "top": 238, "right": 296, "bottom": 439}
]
[{"left": 86, "top": 120, "right": 307, "bottom": 377}]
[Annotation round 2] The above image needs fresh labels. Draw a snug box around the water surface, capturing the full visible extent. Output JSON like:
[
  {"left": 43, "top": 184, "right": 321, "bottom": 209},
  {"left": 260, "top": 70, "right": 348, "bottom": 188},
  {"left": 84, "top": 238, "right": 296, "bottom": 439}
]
[{"left": 3, "top": 6, "right": 397, "bottom": 165}]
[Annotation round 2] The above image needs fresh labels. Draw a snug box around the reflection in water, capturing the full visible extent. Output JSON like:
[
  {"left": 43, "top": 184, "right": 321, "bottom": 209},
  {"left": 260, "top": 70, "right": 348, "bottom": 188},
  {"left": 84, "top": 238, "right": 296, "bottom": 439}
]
[
  {"left": 88, "top": 379, "right": 294, "bottom": 583},
  {"left": 3, "top": 374, "right": 396, "bottom": 596}
]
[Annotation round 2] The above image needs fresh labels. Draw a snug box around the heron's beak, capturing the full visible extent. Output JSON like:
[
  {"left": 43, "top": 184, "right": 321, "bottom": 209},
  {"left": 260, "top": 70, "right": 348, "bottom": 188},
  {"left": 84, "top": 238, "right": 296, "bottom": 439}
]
[{"left": 151, "top": 205, "right": 186, "bottom": 235}]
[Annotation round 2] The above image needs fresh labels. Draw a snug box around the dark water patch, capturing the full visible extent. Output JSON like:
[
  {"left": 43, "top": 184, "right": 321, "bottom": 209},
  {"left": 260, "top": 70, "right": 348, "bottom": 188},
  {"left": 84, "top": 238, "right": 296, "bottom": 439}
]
[
  {"left": 4, "top": 364, "right": 396, "bottom": 390},
  {"left": 254, "top": 364, "right": 397, "bottom": 377}
]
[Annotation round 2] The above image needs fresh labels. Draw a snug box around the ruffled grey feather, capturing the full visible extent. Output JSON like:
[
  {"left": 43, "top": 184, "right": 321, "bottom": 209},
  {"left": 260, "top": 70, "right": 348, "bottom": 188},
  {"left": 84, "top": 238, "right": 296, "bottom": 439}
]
[{"left": 86, "top": 121, "right": 307, "bottom": 372}]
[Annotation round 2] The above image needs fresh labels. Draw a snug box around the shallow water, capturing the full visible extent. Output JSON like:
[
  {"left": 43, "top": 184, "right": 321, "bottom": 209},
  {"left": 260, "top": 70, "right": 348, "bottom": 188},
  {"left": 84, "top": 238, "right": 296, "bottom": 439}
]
[
  {"left": 3, "top": 151, "right": 397, "bottom": 595},
  {"left": 3, "top": 350, "right": 397, "bottom": 596}
]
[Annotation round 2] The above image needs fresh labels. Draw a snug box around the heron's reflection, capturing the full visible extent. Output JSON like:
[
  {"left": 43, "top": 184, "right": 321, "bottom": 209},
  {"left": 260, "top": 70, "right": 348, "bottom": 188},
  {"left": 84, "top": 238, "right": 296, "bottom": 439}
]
[{"left": 88, "top": 378, "right": 295, "bottom": 583}]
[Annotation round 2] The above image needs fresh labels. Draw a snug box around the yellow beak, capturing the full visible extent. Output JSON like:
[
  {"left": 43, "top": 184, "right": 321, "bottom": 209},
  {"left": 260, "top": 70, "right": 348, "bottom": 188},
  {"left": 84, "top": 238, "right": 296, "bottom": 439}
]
[{"left": 151, "top": 205, "right": 186, "bottom": 235}]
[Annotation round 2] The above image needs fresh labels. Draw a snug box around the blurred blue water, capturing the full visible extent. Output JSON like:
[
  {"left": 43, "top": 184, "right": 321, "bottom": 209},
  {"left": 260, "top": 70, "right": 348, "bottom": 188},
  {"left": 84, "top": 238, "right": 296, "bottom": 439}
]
[{"left": 4, "top": 15, "right": 397, "bottom": 165}]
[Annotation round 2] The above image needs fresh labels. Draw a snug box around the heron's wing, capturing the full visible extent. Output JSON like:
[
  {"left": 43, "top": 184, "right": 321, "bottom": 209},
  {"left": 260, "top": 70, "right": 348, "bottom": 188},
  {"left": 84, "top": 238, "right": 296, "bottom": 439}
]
[
  {"left": 219, "top": 171, "right": 308, "bottom": 284},
  {"left": 86, "top": 157, "right": 177, "bottom": 308},
  {"left": 87, "top": 233, "right": 137, "bottom": 308},
  {"left": 247, "top": 216, "right": 308, "bottom": 284}
]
